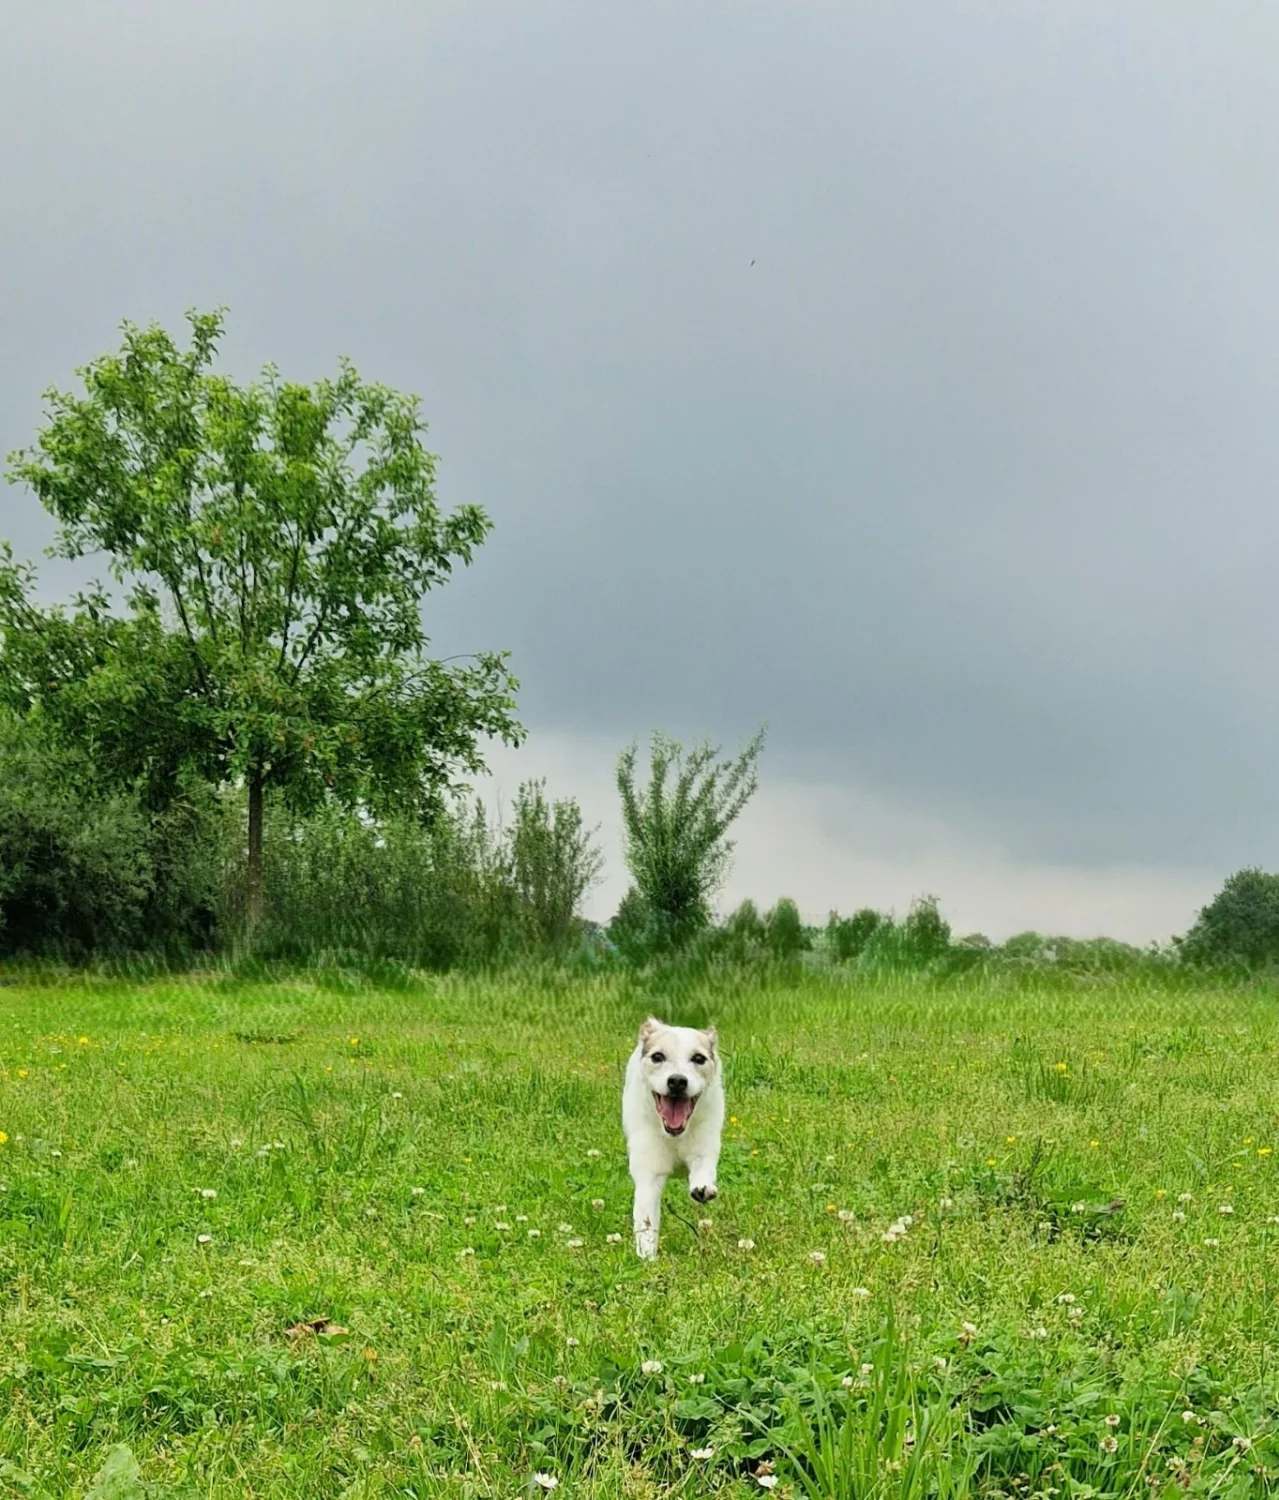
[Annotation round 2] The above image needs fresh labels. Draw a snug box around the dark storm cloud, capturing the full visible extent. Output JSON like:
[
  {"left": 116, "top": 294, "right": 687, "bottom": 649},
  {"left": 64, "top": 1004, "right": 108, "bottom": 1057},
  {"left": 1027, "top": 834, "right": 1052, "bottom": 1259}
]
[{"left": 2, "top": 1, "right": 1277, "bottom": 876}]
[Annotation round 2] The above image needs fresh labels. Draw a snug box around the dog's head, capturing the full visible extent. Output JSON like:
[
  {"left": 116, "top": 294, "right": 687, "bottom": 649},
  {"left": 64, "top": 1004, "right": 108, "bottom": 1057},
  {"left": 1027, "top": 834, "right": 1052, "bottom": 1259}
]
[{"left": 637, "top": 1017, "right": 718, "bottom": 1136}]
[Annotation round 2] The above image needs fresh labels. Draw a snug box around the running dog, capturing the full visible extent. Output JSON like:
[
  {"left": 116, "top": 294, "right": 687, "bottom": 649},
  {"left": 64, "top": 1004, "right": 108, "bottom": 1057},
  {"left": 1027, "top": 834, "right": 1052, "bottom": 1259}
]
[{"left": 622, "top": 1017, "right": 724, "bottom": 1259}]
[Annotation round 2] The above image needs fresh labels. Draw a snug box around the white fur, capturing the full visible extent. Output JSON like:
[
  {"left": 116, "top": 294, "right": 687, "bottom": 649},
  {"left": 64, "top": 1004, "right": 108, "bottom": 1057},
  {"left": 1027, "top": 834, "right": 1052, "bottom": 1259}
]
[{"left": 622, "top": 1016, "right": 725, "bottom": 1259}]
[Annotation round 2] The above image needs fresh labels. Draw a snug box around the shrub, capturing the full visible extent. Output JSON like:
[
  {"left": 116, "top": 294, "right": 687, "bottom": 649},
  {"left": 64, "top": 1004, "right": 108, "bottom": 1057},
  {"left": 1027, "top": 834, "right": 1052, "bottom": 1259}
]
[
  {"left": 826, "top": 908, "right": 882, "bottom": 963},
  {"left": 764, "top": 897, "right": 809, "bottom": 958}
]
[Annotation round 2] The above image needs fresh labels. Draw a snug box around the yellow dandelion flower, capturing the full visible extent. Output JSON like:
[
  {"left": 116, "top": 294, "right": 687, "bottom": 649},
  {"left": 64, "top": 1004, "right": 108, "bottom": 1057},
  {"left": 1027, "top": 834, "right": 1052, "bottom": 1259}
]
[
  {"left": 1089, "top": 1140, "right": 1100, "bottom": 1149},
  {"left": 77, "top": 1037, "right": 89, "bottom": 1046},
  {"left": 986, "top": 1157, "right": 998, "bottom": 1167},
  {"left": 0, "top": 1132, "right": 8, "bottom": 1146},
  {"left": 16, "top": 1070, "right": 28, "bottom": 1079},
  {"left": 1259, "top": 1148, "right": 1273, "bottom": 1157},
  {"left": 1155, "top": 1189, "right": 1167, "bottom": 1198},
  {"left": 1006, "top": 1136, "right": 1016, "bottom": 1145}
]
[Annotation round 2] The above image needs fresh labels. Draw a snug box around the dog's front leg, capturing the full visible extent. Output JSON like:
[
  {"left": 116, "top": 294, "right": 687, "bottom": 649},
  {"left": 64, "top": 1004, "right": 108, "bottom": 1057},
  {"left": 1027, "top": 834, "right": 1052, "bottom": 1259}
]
[
  {"left": 631, "top": 1169, "right": 667, "bottom": 1260},
  {"left": 688, "top": 1145, "right": 720, "bottom": 1206}
]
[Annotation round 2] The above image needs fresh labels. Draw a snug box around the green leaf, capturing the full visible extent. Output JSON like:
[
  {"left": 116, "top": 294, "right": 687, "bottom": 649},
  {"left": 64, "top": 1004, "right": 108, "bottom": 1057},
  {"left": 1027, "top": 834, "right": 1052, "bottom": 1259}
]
[{"left": 84, "top": 1445, "right": 145, "bottom": 1500}]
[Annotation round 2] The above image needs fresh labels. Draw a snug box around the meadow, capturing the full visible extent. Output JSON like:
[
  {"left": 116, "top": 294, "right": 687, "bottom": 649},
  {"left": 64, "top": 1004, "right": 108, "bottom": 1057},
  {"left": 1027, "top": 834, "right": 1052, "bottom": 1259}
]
[{"left": 2, "top": 966, "right": 1278, "bottom": 1498}]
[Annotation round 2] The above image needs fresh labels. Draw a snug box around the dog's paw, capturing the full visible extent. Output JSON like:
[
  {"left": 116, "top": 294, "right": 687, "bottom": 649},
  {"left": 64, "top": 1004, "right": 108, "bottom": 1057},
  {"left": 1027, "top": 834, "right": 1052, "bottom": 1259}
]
[
  {"left": 635, "top": 1232, "right": 659, "bottom": 1260},
  {"left": 690, "top": 1183, "right": 718, "bottom": 1205}
]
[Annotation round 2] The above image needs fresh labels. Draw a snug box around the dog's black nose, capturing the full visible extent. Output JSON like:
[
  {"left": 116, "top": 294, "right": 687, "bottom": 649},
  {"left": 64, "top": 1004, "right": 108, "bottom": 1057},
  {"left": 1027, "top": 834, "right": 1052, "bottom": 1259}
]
[{"left": 666, "top": 1074, "right": 688, "bottom": 1095}]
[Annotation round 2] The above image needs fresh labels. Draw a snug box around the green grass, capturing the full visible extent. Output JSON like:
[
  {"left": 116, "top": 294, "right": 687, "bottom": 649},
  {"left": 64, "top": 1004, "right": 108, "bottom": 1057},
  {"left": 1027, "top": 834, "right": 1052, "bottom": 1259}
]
[{"left": 2, "top": 967, "right": 1279, "bottom": 1497}]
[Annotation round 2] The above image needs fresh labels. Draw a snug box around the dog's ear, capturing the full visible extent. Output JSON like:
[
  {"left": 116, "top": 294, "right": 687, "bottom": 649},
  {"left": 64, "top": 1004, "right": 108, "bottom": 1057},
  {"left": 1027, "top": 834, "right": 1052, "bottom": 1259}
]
[
  {"left": 638, "top": 1017, "right": 663, "bottom": 1053},
  {"left": 702, "top": 1026, "right": 718, "bottom": 1058}
]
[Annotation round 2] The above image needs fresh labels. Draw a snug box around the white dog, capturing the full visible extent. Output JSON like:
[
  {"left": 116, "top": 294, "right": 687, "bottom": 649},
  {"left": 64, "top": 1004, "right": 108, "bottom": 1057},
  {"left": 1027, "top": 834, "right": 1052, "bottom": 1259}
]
[{"left": 622, "top": 1016, "right": 724, "bottom": 1259}]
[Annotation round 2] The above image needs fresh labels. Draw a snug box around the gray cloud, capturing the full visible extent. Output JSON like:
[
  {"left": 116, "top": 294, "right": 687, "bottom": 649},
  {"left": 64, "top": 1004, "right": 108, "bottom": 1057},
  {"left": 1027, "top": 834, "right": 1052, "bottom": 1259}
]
[{"left": 2, "top": 0, "right": 1277, "bottom": 912}]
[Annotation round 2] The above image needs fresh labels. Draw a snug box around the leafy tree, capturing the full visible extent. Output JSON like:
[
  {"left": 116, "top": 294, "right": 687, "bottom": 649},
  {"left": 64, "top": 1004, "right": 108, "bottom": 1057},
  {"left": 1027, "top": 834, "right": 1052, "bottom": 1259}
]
[
  {"left": 1, "top": 310, "right": 522, "bottom": 924},
  {"left": 615, "top": 728, "right": 764, "bottom": 952},
  {"left": 1179, "top": 868, "right": 1279, "bottom": 970},
  {"left": 902, "top": 894, "right": 951, "bottom": 963},
  {"left": 764, "top": 896, "right": 809, "bottom": 958},
  {"left": 507, "top": 779, "right": 604, "bottom": 954},
  {"left": 826, "top": 907, "right": 882, "bottom": 963}
]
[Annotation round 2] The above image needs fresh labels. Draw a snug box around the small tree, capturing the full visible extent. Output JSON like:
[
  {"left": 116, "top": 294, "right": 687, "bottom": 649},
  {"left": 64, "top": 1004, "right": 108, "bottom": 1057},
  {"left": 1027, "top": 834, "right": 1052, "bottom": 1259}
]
[
  {"left": 1179, "top": 869, "right": 1279, "bottom": 970},
  {"left": 615, "top": 728, "right": 764, "bottom": 952},
  {"left": 764, "top": 896, "right": 808, "bottom": 958},
  {"left": 1, "top": 310, "right": 522, "bottom": 925},
  {"left": 507, "top": 779, "right": 603, "bottom": 954},
  {"left": 826, "top": 907, "right": 881, "bottom": 963},
  {"left": 902, "top": 894, "right": 951, "bottom": 963}
]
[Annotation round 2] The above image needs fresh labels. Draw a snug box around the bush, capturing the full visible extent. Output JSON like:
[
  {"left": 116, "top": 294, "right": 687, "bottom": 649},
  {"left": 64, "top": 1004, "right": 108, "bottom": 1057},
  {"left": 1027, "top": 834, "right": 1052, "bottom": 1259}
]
[
  {"left": 826, "top": 907, "right": 882, "bottom": 963},
  {"left": 1179, "top": 868, "right": 1279, "bottom": 971},
  {"left": 902, "top": 894, "right": 951, "bottom": 963},
  {"left": 0, "top": 713, "right": 219, "bottom": 959},
  {"left": 764, "top": 897, "right": 809, "bottom": 958}
]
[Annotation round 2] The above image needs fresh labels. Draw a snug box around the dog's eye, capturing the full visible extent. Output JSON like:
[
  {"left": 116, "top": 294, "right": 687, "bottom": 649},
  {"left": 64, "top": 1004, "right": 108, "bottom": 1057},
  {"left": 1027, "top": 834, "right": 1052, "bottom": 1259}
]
[
  {"left": 650, "top": 1051, "right": 665, "bottom": 1065},
  {"left": 691, "top": 1053, "right": 707, "bottom": 1066}
]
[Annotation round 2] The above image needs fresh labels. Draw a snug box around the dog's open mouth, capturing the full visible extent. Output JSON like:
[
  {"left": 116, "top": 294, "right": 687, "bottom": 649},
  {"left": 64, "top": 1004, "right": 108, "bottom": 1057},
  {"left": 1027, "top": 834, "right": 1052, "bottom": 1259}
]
[{"left": 654, "top": 1092, "right": 697, "bottom": 1135}]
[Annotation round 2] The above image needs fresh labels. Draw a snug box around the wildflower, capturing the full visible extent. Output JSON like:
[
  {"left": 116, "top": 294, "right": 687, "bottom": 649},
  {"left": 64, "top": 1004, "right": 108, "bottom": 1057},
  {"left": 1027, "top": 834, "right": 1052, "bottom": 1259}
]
[
  {"left": 565, "top": 1336, "right": 580, "bottom": 1347},
  {"left": 851, "top": 1286, "right": 871, "bottom": 1299},
  {"left": 200, "top": 1188, "right": 217, "bottom": 1200},
  {"left": 1027, "top": 1327, "right": 1048, "bottom": 1340},
  {"left": 882, "top": 1228, "right": 901, "bottom": 1245},
  {"left": 690, "top": 1446, "right": 715, "bottom": 1459},
  {"left": 565, "top": 1238, "right": 584, "bottom": 1249},
  {"left": 557, "top": 1222, "right": 573, "bottom": 1234},
  {"left": 729, "top": 1115, "right": 739, "bottom": 1125},
  {"left": 606, "top": 1232, "right": 622, "bottom": 1243},
  {"left": 1233, "top": 1436, "right": 1253, "bottom": 1452},
  {"left": 1104, "top": 1414, "right": 1120, "bottom": 1428},
  {"left": 1178, "top": 1192, "right": 1193, "bottom": 1203},
  {"left": 464, "top": 1216, "right": 476, "bottom": 1227},
  {"left": 78, "top": 1037, "right": 88, "bottom": 1045},
  {"left": 826, "top": 1202, "right": 837, "bottom": 1213},
  {"left": 1089, "top": 1140, "right": 1099, "bottom": 1149},
  {"left": 196, "top": 1233, "right": 213, "bottom": 1245},
  {"left": 757, "top": 1477, "right": 779, "bottom": 1491},
  {"left": 807, "top": 1250, "right": 827, "bottom": 1265},
  {"left": 229, "top": 1138, "right": 242, "bottom": 1148},
  {"left": 698, "top": 1217, "right": 713, "bottom": 1230},
  {"left": 1218, "top": 1204, "right": 1234, "bottom": 1216},
  {"left": 1068, "top": 1307, "right": 1084, "bottom": 1321},
  {"left": 1172, "top": 1210, "right": 1186, "bottom": 1222},
  {"left": 841, "top": 1374, "right": 855, "bottom": 1387},
  {"left": 348, "top": 1037, "right": 359, "bottom": 1046},
  {"left": 15, "top": 1070, "right": 27, "bottom": 1079},
  {"left": 901, "top": 1214, "right": 914, "bottom": 1227},
  {"left": 933, "top": 1356, "right": 947, "bottom": 1371},
  {"left": 860, "top": 1362, "right": 874, "bottom": 1375},
  {"left": 494, "top": 1222, "right": 511, "bottom": 1231},
  {"left": 688, "top": 1373, "right": 705, "bottom": 1384},
  {"left": 534, "top": 1476, "right": 559, "bottom": 1491},
  {"left": 528, "top": 1229, "right": 541, "bottom": 1239},
  {"left": 495, "top": 1204, "right": 507, "bottom": 1213},
  {"left": 591, "top": 1198, "right": 604, "bottom": 1210},
  {"left": 459, "top": 1246, "right": 475, "bottom": 1257},
  {"left": 1155, "top": 1189, "right": 1167, "bottom": 1198},
  {"left": 1071, "top": 1201, "right": 1087, "bottom": 1213},
  {"left": 391, "top": 1091, "right": 403, "bottom": 1100},
  {"left": 641, "top": 1359, "right": 664, "bottom": 1375},
  {"left": 1203, "top": 1237, "right": 1220, "bottom": 1248},
  {"left": 516, "top": 1213, "right": 528, "bottom": 1221},
  {"left": 1100, "top": 1436, "right": 1118, "bottom": 1454},
  {"left": 738, "top": 1238, "right": 756, "bottom": 1250},
  {"left": 586, "top": 1148, "right": 601, "bottom": 1158},
  {"left": 1182, "top": 1411, "right": 1199, "bottom": 1424},
  {"left": 411, "top": 1186, "right": 426, "bottom": 1197},
  {"left": 0, "top": 1133, "right": 7, "bottom": 1147},
  {"left": 1006, "top": 1136, "right": 1017, "bottom": 1145},
  {"left": 1260, "top": 1147, "right": 1273, "bottom": 1157},
  {"left": 959, "top": 1322, "right": 977, "bottom": 1345},
  {"left": 838, "top": 1208, "right": 856, "bottom": 1222},
  {"left": 1268, "top": 1217, "right": 1279, "bottom": 1225},
  {"left": 986, "top": 1157, "right": 998, "bottom": 1167},
  {"left": 938, "top": 1197, "right": 954, "bottom": 1211},
  {"left": 1055, "top": 1061, "right": 1068, "bottom": 1072},
  {"left": 1056, "top": 1293, "right": 1076, "bottom": 1304}
]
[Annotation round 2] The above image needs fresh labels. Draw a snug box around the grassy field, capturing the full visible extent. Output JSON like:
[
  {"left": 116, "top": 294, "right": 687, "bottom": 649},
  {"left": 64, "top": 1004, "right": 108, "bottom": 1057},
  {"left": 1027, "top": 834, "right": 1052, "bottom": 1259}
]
[{"left": 2, "top": 967, "right": 1279, "bottom": 1498}]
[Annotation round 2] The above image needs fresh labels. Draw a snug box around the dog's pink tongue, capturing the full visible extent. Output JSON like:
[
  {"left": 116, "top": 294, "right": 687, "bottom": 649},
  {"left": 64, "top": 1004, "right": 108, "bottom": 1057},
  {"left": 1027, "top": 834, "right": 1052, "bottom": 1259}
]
[{"left": 657, "top": 1095, "right": 694, "bottom": 1131}]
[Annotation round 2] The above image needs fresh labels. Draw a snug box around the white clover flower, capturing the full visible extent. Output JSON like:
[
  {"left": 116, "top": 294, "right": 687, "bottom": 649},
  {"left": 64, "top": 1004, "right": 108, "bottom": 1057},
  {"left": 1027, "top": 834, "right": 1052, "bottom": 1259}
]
[
  {"left": 851, "top": 1286, "right": 871, "bottom": 1299},
  {"left": 1104, "top": 1414, "right": 1120, "bottom": 1428},
  {"left": 606, "top": 1232, "right": 622, "bottom": 1243},
  {"left": 933, "top": 1356, "right": 947, "bottom": 1371},
  {"left": 586, "top": 1148, "right": 601, "bottom": 1158},
  {"left": 1100, "top": 1436, "right": 1118, "bottom": 1454},
  {"left": 641, "top": 1359, "right": 664, "bottom": 1375},
  {"left": 1068, "top": 1307, "right": 1084, "bottom": 1321},
  {"left": 738, "top": 1238, "right": 756, "bottom": 1251},
  {"left": 196, "top": 1233, "right": 212, "bottom": 1245},
  {"left": 688, "top": 1373, "right": 705, "bottom": 1385},
  {"left": 558, "top": 1223, "right": 574, "bottom": 1234},
  {"left": 1172, "top": 1210, "right": 1186, "bottom": 1222},
  {"left": 807, "top": 1250, "right": 827, "bottom": 1265},
  {"left": 591, "top": 1199, "right": 604, "bottom": 1209},
  {"left": 565, "top": 1336, "right": 580, "bottom": 1347},
  {"left": 411, "top": 1186, "right": 426, "bottom": 1197},
  {"left": 1027, "top": 1326, "right": 1048, "bottom": 1340},
  {"left": 1233, "top": 1436, "right": 1253, "bottom": 1452},
  {"left": 199, "top": 1188, "right": 217, "bottom": 1200},
  {"left": 463, "top": 1216, "right": 476, "bottom": 1227},
  {"left": 837, "top": 1209, "right": 855, "bottom": 1222},
  {"left": 757, "top": 1478, "right": 779, "bottom": 1491},
  {"left": 1203, "top": 1237, "right": 1220, "bottom": 1248},
  {"left": 1182, "top": 1410, "right": 1199, "bottom": 1424},
  {"left": 391, "top": 1091, "right": 403, "bottom": 1100},
  {"left": 1218, "top": 1204, "right": 1234, "bottom": 1216},
  {"left": 533, "top": 1475, "right": 559, "bottom": 1491},
  {"left": 459, "top": 1246, "right": 474, "bottom": 1258},
  {"left": 1178, "top": 1192, "right": 1193, "bottom": 1203},
  {"left": 860, "top": 1362, "right": 874, "bottom": 1375},
  {"left": 1056, "top": 1293, "right": 1076, "bottom": 1304},
  {"left": 938, "top": 1197, "right": 954, "bottom": 1211},
  {"left": 516, "top": 1213, "right": 528, "bottom": 1222},
  {"left": 494, "top": 1222, "right": 511, "bottom": 1231},
  {"left": 690, "top": 1446, "right": 715, "bottom": 1460},
  {"left": 841, "top": 1375, "right": 855, "bottom": 1387},
  {"left": 528, "top": 1228, "right": 541, "bottom": 1239},
  {"left": 565, "top": 1238, "right": 584, "bottom": 1249}
]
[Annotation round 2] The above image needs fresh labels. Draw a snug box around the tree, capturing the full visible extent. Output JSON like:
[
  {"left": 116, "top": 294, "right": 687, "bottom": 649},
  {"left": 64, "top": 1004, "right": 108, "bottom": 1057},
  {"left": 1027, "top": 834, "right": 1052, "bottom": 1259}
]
[
  {"left": 763, "top": 896, "right": 809, "bottom": 958},
  {"left": 1, "top": 310, "right": 522, "bottom": 924},
  {"left": 615, "top": 728, "right": 764, "bottom": 952},
  {"left": 1179, "top": 868, "right": 1279, "bottom": 970},
  {"left": 826, "top": 907, "right": 882, "bottom": 963},
  {"left": 507, "top": 779, "right": 604, "bottom": 954}
]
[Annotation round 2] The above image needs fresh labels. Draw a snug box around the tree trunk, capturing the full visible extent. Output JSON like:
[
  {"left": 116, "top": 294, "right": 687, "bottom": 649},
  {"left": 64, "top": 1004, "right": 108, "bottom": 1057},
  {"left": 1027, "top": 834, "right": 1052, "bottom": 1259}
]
[{"left": 246, "top": 769, "right": 264, "bottom": 930}]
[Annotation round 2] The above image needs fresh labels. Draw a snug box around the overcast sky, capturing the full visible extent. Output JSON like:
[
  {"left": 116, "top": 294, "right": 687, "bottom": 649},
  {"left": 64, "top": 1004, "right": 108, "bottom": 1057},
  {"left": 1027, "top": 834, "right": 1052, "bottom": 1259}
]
[{"left": 3, "top": 1, "right": 1277, "bottom": 940}]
